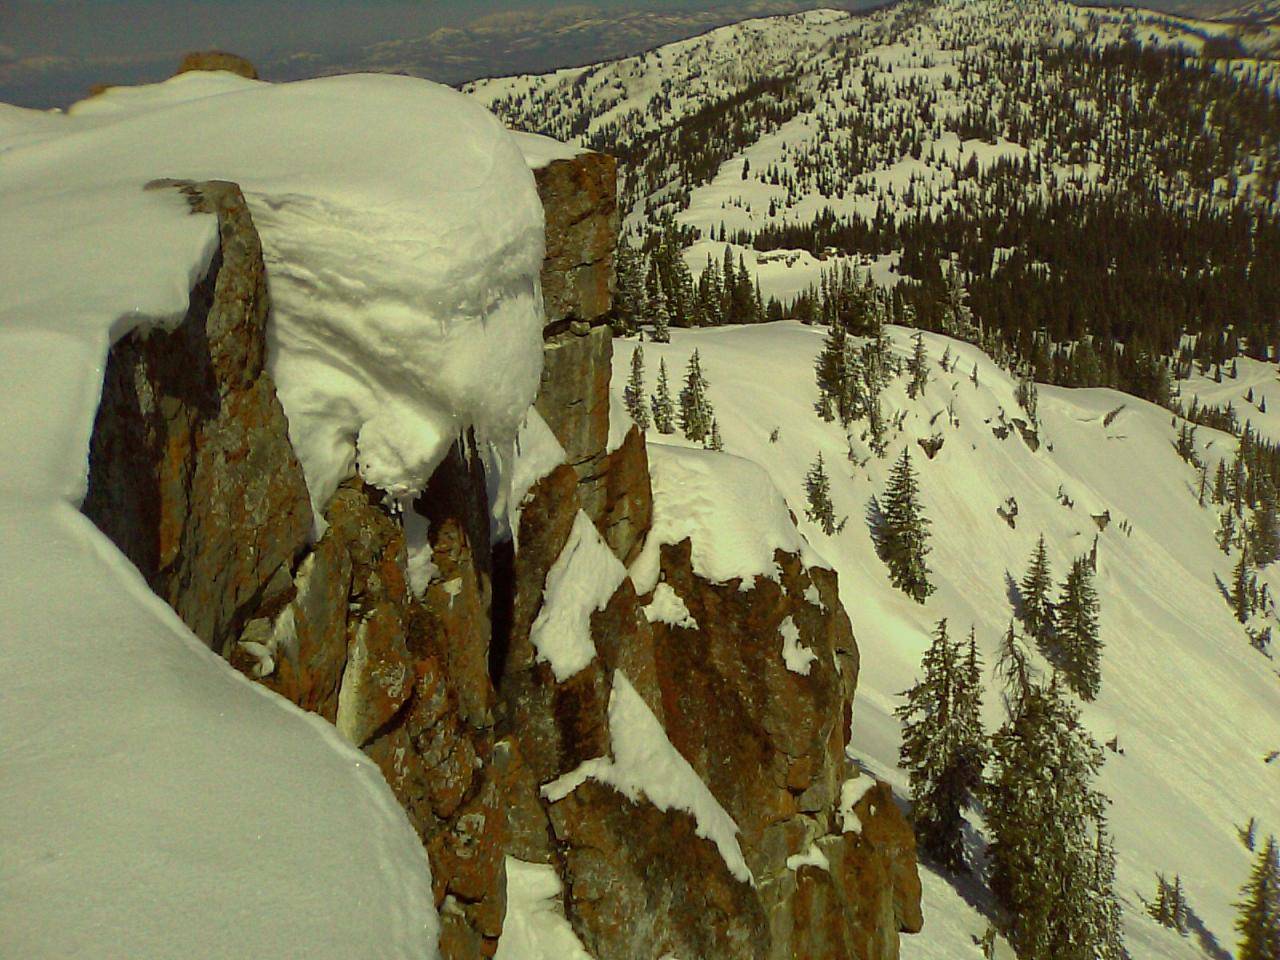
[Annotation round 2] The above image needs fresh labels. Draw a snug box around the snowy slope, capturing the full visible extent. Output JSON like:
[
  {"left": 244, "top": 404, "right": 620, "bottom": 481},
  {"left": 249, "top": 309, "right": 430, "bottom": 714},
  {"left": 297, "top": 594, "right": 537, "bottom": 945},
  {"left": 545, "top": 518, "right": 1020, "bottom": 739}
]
[
  {"left": 612, "top": 322, "right": 1280, "bottom": 960},
  {"left": 0, "top": 72, "right": 548, "bottom": 959}
]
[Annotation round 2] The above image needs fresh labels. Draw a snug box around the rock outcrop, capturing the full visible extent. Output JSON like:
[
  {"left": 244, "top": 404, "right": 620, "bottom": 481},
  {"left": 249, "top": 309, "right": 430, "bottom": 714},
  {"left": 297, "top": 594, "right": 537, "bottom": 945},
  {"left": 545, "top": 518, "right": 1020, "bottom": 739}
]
[
  {"left": 82, "top": 150, "right": 919, "bottom": 960},
  {"left": 175, "top": 51, "right": 259, "bottom": 79},
  {"left": 532, "top": 151, "right": 618, "bottom": 331}
]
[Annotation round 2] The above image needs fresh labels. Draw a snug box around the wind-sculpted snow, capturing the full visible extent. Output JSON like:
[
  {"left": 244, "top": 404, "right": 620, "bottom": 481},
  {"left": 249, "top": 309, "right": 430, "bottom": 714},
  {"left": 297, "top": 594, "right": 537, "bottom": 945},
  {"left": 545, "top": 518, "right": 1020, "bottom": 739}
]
[{"left": 0, "top": 71, "right": 546, "bottom": 522}]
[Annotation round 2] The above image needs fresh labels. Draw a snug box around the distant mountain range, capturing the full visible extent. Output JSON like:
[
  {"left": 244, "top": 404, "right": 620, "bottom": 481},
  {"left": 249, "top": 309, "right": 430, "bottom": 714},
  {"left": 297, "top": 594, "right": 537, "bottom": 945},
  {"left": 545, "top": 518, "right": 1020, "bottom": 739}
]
[{"left": 1, "top": 0, "right": 1275, "bottom": 109}]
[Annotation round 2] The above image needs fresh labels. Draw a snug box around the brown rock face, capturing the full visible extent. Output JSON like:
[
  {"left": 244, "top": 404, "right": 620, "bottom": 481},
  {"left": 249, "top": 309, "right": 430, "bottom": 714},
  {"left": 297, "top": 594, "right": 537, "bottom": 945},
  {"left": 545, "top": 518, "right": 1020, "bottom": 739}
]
[
  {"left": 175, "top": 51, "right": 259, "bottom": 79},
  {"left": 83, "top": 179, "right": 311, "bottom": 656},
  {"left": 536, "top": 324, "right": 613, "bottom": 474},
  {"left": 533, "top": 151, "right": 618, "bottom": 329}
]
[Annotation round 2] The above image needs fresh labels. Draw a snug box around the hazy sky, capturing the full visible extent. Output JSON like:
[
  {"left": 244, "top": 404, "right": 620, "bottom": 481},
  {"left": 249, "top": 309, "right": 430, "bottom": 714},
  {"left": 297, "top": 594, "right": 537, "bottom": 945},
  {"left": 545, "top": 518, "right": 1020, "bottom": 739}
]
[{"left": 1, "top": 0, "right": 724, "bottom": 59}]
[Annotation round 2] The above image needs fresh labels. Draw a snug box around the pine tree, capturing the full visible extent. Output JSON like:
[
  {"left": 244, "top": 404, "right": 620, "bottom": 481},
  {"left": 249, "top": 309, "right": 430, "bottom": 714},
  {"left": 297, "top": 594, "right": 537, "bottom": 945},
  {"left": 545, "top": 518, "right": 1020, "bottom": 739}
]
[
  {"left": 908, "top": 330, "right": 929, "bottom": 399},
  {"left": 956, "top": 628, "right": 989, "bottom": 797},
  {"left": 815, "top": 321, "right": 848, "bottom": 422},
  {"left": 877, "top": 447, "right": 934, "bottom": 602},
  {"left": 1149, "top": 873, "right": 1188, "bottom": 933},
  {"left": 1020, "top": 535, "right": 1056, "bottom": 649},
  {"left": 1089, "top": 820, "right": 1129, "bottom": 960},
  {"left": 621, "top": 346, "right": 652, "bottom": 431},
  {"left": 994, "top": 619, "right": 1034, "bottom": 714},
  {"left": 1016, "top": 374, "right": 1040, "bottom": 426},
  {"left": 896, "top": 619, "right": 985, "bottom": 873},
  {"left": 708, "top": 418, "right": 724, "bottom": 452},
  {"left": 1235, "top": 835, "right": 1280, "bottom": 960},
  {"left": 612, "top": 238, "right": 646, "bottom": 336},
  {"left": 1233, "top": 547, "right": 1253, "bottom": 623},
  {"left": 805, "top": 453, "right": 844, "bottom": 535},
  {"left": 1057, "top": 556, "right": 1102, "bottom": 700},
  {"left": 652, "top": 358, "right": 675, "bottom": 435},
  {"left": 651, "top": 287, "right": 672, "bottom": 343},
  {"left": 985, "top": 678, "right": 1121, "bottom": 960},
  {"left": 679, "top": 350, "right": 713, "bottom": 444}
]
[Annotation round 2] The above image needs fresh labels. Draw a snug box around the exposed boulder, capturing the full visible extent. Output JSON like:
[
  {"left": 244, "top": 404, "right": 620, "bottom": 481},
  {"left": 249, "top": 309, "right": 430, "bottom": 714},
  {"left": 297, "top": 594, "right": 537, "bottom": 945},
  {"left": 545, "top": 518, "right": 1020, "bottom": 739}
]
[{"left": 175, "top": 51, "right": 259, "bottom": 79}]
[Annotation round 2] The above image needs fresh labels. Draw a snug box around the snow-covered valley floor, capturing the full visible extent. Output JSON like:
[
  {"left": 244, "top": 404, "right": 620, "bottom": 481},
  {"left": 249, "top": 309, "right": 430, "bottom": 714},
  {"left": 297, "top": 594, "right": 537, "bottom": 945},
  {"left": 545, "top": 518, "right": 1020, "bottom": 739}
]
[{"left": 611, "top": 321, "right": 1280, "bottom": 960}]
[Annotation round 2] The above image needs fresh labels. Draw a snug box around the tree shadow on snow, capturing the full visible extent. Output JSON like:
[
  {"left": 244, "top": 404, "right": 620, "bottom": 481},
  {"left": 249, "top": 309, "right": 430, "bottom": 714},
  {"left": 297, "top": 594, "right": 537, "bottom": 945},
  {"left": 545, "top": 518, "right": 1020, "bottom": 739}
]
[
  {"left": 1004, "top": 572, "right": 1023, "bottom": 622},
  {"left": 1183, "top": 900, "right": 1231, "bottom": 960}
]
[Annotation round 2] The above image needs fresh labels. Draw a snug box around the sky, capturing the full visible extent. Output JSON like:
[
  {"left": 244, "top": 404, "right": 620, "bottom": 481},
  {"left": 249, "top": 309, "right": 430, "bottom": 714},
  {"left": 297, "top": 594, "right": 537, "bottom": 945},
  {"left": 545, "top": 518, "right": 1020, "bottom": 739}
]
[
  {"left": 2, "top": 0, "right": 743, "bottom": 60},
  {"left": 1, "top": 0, "right": 869, "bottom": 106}
]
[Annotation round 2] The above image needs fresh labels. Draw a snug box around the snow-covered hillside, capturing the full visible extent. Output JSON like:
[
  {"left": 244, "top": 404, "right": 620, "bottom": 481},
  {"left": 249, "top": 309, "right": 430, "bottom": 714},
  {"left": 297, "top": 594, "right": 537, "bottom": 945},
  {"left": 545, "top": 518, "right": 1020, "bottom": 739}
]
[
  {"left": 470, "top": 0, "right": 1280, "bottom": 309},
  {"left": 611, "top": 322, "right": 1280, "bottom": 960}
]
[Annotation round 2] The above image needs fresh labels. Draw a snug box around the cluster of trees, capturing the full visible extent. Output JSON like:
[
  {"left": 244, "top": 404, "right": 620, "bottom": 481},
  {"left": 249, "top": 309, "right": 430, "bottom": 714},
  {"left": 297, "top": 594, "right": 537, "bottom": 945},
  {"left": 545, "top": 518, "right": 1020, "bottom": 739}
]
[
  {"left": 1017, "top": 535, "right": 1105, "bottom": 701},
  {"left": 1179, "top": 421, "right": 1280, "bottom": 650},
  {"left": 622, "top": 346, "right": 723, "bottom": 450},
  {"left": 614, "top": 228, "right": 769, "bottom": 336},
  {"left": 898, "top": 618, "right": 1126, "bottom": 960},
  {"left": 813, "top": 308, "right": 899, "bottom": 456}
]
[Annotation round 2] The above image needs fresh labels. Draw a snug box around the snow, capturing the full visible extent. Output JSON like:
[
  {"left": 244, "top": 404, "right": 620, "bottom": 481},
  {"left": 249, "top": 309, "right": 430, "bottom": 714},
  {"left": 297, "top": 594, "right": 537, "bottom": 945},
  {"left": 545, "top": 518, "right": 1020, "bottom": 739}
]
[
  {"left": 510, "top": 408, "right": 568, "bottom": 521},
  {"left": 0, "top": 69, "right": 556, "bottom": 960},
  {"left": 494, "top": 858, "right": 593, "bottom": 960},
  {"left": 838, "top": 772, "right": 875, "bottom": 835},
  {"left": 642, "top": 581, "right": 699, "bottom": 629},
  {"left": 529, "top": 510, "right": 627, "bottom": 681},
  {"left": 0, "top": 71, "right": 546, "bottom": 525},
  {"left": 403, "top": 503, "right": 439, "bottom": 598},
  {"left": 0, "top": 504, "right": 438, "bottom": 960},
  {"left": 786, "top": 841, "right": 831, "bottom": 872},
  {"left": 613, "top": 321, "right": 1280, "bottom": 960},
  {"left": 629, "top": 442, "right": 825, "bottom": 595},
  {"left": 780, "top": 614, "right": 818, "bottom": 675},
  {"left": 514, "top": 130, "right": 588, "bottom": 169},
  {"left": 543, "top": 671, "right": 754, "bottom": 885}
]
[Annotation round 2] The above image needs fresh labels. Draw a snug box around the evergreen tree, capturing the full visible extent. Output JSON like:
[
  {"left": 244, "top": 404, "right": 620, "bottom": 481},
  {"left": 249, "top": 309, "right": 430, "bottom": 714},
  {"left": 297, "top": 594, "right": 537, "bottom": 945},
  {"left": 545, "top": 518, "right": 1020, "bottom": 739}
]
[
  {"left": 708, "top": 417, "right": 724, "bottom": 452},
  {"left": 1020, "top": 535, "right": 1056, "bottom": 649},
  {"left": 986, "top": 678, "right": 1121, "bottom": 960},
  {"left": 805, "top": 453, "right": 845, "bottom": 535},
  {"left": 612, "top": 238, "right": 646, "bottom": 336},
  {"left": 896, "top": 619, "right": 985, "bottom": 873},
  {"left": 994, "top": 619, "right": 1034, "bottom": 714},
  {"left": 1088, "top": 820, "right": 1130, "bottom": 960},
  {"left": 623, "top": 346, "right": 650, "bottom": 431},
  {"left": 1149, "top": 873, "right": 1188, "bottom": 933},
  {"left": 877, "top": 447, "right": 935, "bottom": 602},
  {"left": 652, "top": 358, "right": 676, "bottom": 435},
  {"left": 908, "top": 330, "right": 929, "bottom": 399},
  {"left": 1057, "top": 556, "right": 1102, "bottom": 700},
  {"left": 1235, "top": 835, "right": 1280, "bottom": 960},
  {"left": 956, "top": 628, "right": 989, "bottom": 796},
  {"left": 815, "top": 321, "right": 848, "bottom": 422},
  {"left": 679, "top": 350, "right": 714, "bottom": 444},
  {"left": 651, "top": 287, "right": 672, "bottom": 343},
  {"left": 1233, "top": 546, "right": 1254, "bottom": 623},
  {"left": 1249, "top": 478, "right": 1280, "bottom": 566},
  {"left": 1016, "top": 374, "right": 1040, "bottom": 426}
]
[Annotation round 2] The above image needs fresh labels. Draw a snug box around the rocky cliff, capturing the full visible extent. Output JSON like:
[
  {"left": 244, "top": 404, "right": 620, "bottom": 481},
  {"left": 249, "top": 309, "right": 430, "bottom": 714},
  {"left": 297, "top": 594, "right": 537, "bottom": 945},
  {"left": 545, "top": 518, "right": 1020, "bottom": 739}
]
[{"left": 82, "top": 150, "right": 919, "bottom": 960}]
